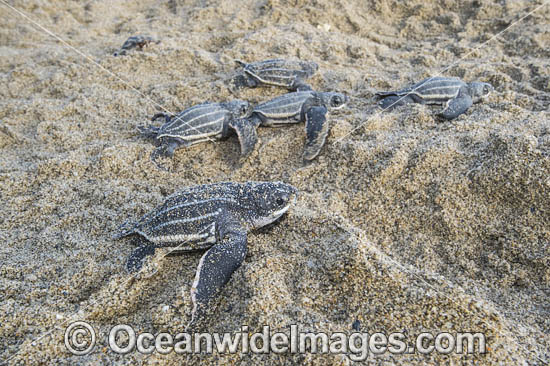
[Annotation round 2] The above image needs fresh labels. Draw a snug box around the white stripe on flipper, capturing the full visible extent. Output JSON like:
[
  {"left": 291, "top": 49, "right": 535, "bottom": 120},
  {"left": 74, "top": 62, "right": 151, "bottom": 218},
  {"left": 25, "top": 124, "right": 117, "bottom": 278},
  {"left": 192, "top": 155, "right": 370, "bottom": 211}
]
[{"left": 190, "top": 249, "right": 208, "bottom": 321}]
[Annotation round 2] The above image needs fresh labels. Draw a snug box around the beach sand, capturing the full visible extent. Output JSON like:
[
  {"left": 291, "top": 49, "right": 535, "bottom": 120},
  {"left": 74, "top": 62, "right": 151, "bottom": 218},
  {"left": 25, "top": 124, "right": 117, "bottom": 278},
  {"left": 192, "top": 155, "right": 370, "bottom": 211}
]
[{"left": 1, "top": 0, "right": 549, "bottom": 364}]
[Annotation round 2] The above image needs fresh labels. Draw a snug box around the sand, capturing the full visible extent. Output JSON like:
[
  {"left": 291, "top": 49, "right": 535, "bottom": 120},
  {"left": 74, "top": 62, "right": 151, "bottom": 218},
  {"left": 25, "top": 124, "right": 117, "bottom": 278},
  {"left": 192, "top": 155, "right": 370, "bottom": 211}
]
[{"left": 0, "top": 0, "right": 549, "bottom": 364}]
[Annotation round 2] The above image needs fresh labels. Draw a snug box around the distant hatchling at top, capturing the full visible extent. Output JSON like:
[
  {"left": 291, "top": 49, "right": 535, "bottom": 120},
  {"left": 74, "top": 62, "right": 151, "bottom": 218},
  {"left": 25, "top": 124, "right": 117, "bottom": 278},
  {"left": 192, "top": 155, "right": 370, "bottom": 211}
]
[
  {"left": 138, "top": 101, "right": 254, "bottom": 170},
  {"left": 233, "top": 59, "right": 318, "bottom": 91},
  {"left": 375, "top": 77, "right": 493, "bottom": 119},
  {"left": 247, "top": 91, "right": 349, "bottom": 160},
  {"left": 113, "top": 181, "right": 297, "bottom": 326},
  {"left": 114, "top": 35, "right": 158, "bottom": 56}
]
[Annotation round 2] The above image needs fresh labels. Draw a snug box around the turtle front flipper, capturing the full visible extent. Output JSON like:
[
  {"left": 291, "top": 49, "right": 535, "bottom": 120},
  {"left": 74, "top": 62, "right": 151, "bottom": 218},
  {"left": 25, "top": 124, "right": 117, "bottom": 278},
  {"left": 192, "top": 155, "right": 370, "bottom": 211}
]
[
  {"left": 303, "top": 105, "right": 329, "bottom": 161},
  {"left": 150, "top": 141, "right": 180, "bottom": 171},
  {"left": 189, "top": 230, "right": 247, "bottom": 326},
  {"left": 127, "top": 244, "right": 156, "bottom": 272},
  {"left": 438, "top": 88, "right": 473, "bottom": 120},
  {"left": 293, "top": 81, "right": 313, "bottom": 92},
  {"left": 228, "top": 118, "right": 258, "bottom": 157}
]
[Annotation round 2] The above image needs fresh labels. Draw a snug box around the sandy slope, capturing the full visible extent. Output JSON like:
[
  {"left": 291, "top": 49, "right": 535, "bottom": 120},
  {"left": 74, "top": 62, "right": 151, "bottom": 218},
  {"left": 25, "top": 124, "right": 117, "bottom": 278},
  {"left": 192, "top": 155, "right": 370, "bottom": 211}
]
[{"left": 1, "top": 0, "right": 549, "bottom": 364}]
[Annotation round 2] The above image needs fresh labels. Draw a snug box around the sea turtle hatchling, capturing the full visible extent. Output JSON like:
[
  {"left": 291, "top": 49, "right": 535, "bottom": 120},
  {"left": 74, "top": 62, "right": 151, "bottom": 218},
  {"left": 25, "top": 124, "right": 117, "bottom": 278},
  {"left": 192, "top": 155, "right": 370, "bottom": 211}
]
[
  {"left": 375, "top": 77, "right": 493, "bottom": 120},
  {"left": 247, "top": 91, "right": 349, "bottom": 160},
  {"left": 113, "top": 181, "right": 297, "bottom": 325},
  {"left": 138, "top": 100, "right": 255, "bottom": 169},
  {"left": 233, "top": 59, "right": 318, "bottom": 91},
  {"left": 113, "top": 35, "right": 158, "bottom": 56}
]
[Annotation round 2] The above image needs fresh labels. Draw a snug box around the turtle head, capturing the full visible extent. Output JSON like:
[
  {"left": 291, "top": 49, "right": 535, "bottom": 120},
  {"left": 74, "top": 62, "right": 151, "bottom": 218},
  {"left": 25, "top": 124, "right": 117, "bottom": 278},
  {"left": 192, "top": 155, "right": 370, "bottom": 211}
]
[
  {"left": 468, "top": 82, "right": 493, "bottom": 103},
  {"left": 232, "top": 61, "right": 257, "bottom": 89},
  {"left": 302, "top": 61, "right": 319, "bottom": 77},
  {"left": 233, "top": 74, "right": 257, "bottom": 89},
  {"left": 246, "top": 182, "right": 298, "bottom": 229},
  {"left": 224, "top": 100, "right": 253, "bottom": 119},
  {"left": 320, "top": 92, "right": 349, "bottom": 111}
]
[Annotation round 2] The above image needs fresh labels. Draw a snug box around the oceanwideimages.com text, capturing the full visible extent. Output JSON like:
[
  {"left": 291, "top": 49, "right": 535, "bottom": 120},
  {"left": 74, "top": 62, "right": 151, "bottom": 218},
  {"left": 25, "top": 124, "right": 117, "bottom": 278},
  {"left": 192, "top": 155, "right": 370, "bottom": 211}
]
[{"left": 65, "top": 322, "right": 486, "bottom": 360}]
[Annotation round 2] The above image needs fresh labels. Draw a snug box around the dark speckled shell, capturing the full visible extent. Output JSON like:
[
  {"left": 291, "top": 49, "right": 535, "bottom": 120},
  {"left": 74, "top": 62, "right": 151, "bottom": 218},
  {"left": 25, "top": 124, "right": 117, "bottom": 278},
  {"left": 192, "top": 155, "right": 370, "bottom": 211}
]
[
  {"left": 156, "top": 103, "right": 230, "bottom": 140},
  {"left": 377, "top": 77, "right": 467, "bottom": 104},
  {"left": 253, "top": 91, "right": 314, "bottom": 120},
  {"left": 241, "top": 59, "right": 318, "bottom": 88},
  {"left": 115, "top": 182, "right": 296, "bottom": 250}
]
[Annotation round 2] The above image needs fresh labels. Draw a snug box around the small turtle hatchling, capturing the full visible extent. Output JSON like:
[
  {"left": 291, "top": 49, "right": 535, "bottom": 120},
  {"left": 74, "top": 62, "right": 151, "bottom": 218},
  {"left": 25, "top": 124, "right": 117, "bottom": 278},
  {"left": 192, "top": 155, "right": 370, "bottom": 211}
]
[
  {"left": 138, "top": 100, "right": 255, "bottom": 169},
  {"left": 113, "top": 181, "right": 297, "bottom": 325},
  {"left": 247, "top": 91, "right": 349, "bottom": 160},
  {"left": 114, "top": 35, "right": 158, "bottom": 56},
  {"left": 375, "top": 76, "right": 493, "bottom": 120},
  {"left": 234, "top": 59, "right": 318, "bottom": 91}
]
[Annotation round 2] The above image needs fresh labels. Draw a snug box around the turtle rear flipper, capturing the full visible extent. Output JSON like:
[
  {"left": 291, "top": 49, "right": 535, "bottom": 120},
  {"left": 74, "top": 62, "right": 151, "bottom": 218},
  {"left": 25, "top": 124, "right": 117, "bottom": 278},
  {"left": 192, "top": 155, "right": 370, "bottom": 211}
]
[
  {"left": 378, "top": 95, "right": 416, "bottom": 110},
  {"left": 438, "top": 88, "right": 473, "bottom": 120},
  {"left": 293, "top": 81, "right": 313, "bottom": 92},
  {"left": 126, "top": 244, "right": 156, "bottom": 272},
  {"left": 303, "top": 106, "right": 329, "bottom": 161},
  {"left": 138, "top": 113, "right": 171, "bottom": 138},
  {"left": 150, "top": 142, "right": 180, "bottom": 171},
  {"left": 151, "top": 113, "right": 172, "bottom": 123},
  {"left": 374, "top": 90, "right": 399, "bottom": 98},
  {"left": 112, "top": 220, "right": 137, "bottom": 240},
  {"left": 229, "top": 118, "right": 258, "bottom": 156},
  {"left": 137, "top": 125, "right": 161, "bottom": 138}
]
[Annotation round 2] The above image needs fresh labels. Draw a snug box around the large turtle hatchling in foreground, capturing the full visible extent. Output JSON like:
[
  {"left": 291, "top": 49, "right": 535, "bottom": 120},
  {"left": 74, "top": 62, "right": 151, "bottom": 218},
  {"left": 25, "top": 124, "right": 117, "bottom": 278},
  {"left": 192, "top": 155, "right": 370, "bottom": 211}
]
[
  {"left": 138, "top": 100, "right": 255, "bottom": 169},
  {"left": 114, "top": 181, "right": 297, "bottom": 325},
  {"left": 248, "top": 91, "right": 349, "bottom": 160},
  {"left": 234, "top": 59, "right": 318, "bottom": 91},
  {"left": 375, "top": 76, "right": 493, "bottom": 119}
]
